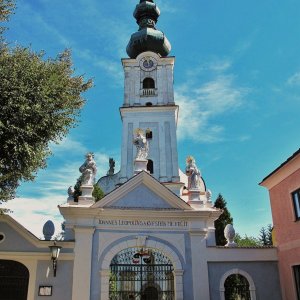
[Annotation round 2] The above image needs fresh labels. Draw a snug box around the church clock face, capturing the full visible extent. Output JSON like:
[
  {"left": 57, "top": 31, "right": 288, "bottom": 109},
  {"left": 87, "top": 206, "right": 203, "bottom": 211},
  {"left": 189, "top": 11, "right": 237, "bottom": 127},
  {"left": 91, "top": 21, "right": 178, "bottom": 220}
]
[{"left": 140, "top": 56, "right": 157, "bottom": 71}]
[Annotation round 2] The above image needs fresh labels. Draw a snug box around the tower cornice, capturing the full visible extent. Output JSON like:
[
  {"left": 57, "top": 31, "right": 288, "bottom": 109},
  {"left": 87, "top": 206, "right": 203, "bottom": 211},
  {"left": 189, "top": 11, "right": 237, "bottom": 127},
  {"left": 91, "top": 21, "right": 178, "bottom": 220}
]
[{"left": 119, "top": 105, "right": 179, "bottom": 124}]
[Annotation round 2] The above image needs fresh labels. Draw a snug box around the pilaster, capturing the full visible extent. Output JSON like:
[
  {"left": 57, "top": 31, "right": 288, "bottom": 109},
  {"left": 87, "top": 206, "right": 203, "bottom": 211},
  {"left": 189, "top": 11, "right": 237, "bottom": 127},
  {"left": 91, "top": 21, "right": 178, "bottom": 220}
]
[
  {"left": 189, "top": 228, "right": 210, "bottom": 300},
  {"left": 174, "top": 269, "right": 184, "bottom": 300},
  {"left": 100, "top": 269, "right": 110, "bottom": 300},
  {"left": 72, "top": 226, "right": 95, "bottom": 300}
]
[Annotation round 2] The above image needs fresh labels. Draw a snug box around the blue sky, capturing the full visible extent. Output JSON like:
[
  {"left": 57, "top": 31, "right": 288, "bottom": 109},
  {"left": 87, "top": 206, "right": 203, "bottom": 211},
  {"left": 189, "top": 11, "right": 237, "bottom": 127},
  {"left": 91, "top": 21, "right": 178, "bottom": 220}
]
[{"left": 3, "top": 0, "right": 300, "bottom": 238}]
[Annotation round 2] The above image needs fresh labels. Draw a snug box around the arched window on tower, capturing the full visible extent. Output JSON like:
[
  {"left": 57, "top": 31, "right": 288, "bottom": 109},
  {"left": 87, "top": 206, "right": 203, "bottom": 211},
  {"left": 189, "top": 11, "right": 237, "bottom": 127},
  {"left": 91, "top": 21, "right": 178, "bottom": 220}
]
[
  {"left": 142, "top": 78, "right": 156, "bottom": 97},
  {"left": 143, "top": 77, "right": 155, "bottom": 89},
  {"left": 146, "top": 128, "right": 153, "bottom": 139},
  {"left": 147, "top": 159, "right": 154, "bottom": 174}
]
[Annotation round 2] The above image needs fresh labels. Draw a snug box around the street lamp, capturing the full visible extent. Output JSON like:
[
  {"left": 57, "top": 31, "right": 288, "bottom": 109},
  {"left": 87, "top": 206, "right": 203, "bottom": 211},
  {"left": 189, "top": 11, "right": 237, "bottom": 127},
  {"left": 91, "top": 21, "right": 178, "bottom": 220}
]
[{"left": 49, "top": 242, "right": 62, "bottom": 277}]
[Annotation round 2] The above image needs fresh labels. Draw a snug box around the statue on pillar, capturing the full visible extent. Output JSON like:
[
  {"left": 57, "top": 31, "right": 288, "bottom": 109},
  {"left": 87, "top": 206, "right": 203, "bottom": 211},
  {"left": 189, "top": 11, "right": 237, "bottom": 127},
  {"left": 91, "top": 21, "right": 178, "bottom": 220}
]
[
  {"left": 133, "top": 128, "right": 149, "bottom": 160},
  {"left": 79, "top": 153, "right": 97, "bottom": 185},
  {"left": 107, "top": 158, "right": 115, "bottom": 176},
  {"left": 185, "top": 156, "right": 201, "bottom": 190}
]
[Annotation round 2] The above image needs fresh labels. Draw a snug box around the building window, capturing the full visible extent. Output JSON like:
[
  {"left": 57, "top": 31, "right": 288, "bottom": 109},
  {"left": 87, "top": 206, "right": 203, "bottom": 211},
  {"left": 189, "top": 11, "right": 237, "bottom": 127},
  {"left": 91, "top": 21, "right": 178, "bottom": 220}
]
[
  {"left": 220, "top": 269, "right": 256, "bottom": 300},
  {"left": 146, "top": 129, "right": 152, "bottom": 139},
  {"left": 292, "top": 189, "right": 300, "bottom": 220},
  {"left": 294, "top": 265, "right": 300, "bottom": 300},
  {"left": 147, "top": 159, "right": 154, "bottom": 174},
  {"left": 224, "top": 274, "right": 251, "bottom": 300},
  {"left": 143, "top": 77, "right": 155, "bottom": 89}
]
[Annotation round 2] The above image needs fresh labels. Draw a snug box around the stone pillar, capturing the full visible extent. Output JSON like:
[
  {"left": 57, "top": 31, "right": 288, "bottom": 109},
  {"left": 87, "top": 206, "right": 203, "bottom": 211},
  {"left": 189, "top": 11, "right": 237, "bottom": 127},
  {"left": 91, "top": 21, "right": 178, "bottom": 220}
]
[
  {"left": 134, "top": 159, "right": 148, "bottom": 174},
  {"left": 123, "top": 66, "right": 131, "bottom": 106},
  {"left": 188, "top": 189, "right": 204, "bottom": 209},
  {"left": 78, "top": 185, "right": 94, "bottom": 204},
  {"left": 72, "top": 227, "right": 95, "bottom": 300},
  {"left": 120, "top": 121, "right": 130, "bottom": 183},
  {"left": 159, "top": 122, "right": 167, "bottom": 182},
  {"left": 100, "top": 269, "right": 110, "bottom": 300},
  {"left": 157, "top": 65, "right": 164, "bottom": 105},
  {"left": 169, "top": 120, "right": 180, "bottom": 182},
  {"left": 189, "top": 229, "right": 210, "bottom": 300},
  {"left": 174, "top": 269, "right": 184, "bottom": 300}
]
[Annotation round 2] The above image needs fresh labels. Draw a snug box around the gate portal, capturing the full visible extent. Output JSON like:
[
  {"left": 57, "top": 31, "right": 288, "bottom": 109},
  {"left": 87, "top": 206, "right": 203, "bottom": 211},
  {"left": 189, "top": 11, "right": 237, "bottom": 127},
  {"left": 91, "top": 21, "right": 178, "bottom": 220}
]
[
  {"left": 109, "top": 247, "right": 174, "bottom": 300},
  {"left": 0, "top": 260, "right": 29, "bottom": 300},
  {"left": 224, "top": 274, "right": 251, "bottom": 300}
]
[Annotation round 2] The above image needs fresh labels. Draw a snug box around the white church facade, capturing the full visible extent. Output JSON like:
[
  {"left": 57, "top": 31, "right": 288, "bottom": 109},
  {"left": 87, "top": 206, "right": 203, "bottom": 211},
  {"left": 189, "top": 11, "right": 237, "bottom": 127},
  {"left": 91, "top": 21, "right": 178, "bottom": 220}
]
[{"left": 0, "top": 1, "right": 282, "bottom": 299}]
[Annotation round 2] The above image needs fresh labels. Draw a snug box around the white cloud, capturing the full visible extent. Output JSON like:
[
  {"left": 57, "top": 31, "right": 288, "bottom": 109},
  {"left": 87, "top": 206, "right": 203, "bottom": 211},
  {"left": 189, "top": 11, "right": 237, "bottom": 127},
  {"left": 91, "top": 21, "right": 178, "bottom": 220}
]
[
  {"left": 50, "top": 136, "right": 87, "bottom": 154},
  {"left": 3, "top": 196, "right": 65, "bottom": 238},
  {"left": 75, "top": 48, "right": 123, "bottom": 83},
  {"left": 4, "top": 147, "right": 120, "bottom": 238},
  {"left": 156, "top": 0, "right": 179, "bottom": 13},
  {"left": 176, "top": 74, "right": 248, "bottom": 143},
  {"left": 18, "top": 1, "right": 125, "bottom": 83},
  {"left": 186, "top": 58, "right": 232, "bottom": 79},
  {"left": 287, "top": 72, "right": 300, "bottom": 86}
]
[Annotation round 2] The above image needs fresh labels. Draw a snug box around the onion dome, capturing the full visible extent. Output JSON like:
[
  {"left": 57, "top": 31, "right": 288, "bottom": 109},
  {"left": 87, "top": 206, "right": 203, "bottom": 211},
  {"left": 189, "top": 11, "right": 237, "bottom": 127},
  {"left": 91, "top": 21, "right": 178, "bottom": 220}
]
[{"left": 126, "top": 0, "right": 171, "bottom": 58}]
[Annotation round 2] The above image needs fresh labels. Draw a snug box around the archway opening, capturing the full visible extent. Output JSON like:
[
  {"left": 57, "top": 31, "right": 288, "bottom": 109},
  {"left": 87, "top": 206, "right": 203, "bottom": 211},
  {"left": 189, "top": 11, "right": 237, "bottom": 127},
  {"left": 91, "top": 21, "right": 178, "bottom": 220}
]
[
  {"left": 224, "top": 274, "right": 251, "bottom": 300},
  {"left": 0, "top": 260, "right": 29, "bottom": 300},
  {"left": 109, "top": 247, "right": 174, "bottom": 300}
]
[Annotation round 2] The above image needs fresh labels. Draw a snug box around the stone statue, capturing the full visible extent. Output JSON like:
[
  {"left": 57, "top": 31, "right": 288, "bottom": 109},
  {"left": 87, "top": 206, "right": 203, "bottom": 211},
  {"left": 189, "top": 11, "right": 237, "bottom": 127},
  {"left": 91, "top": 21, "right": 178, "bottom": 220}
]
[
  {"left": 206, "top": 189, "right": 212, "bottom": 201},
  {"left": 224, "top": 224, "right": 237, "bottom": 247},
  {"left": 67, "top": 186, "right": 74, "bottom": 197},
  {"left": 185, "top": 156, "right": 201, "bottom": 189},
  {"left": 133, "top": 128, "right": 149, "bottom": 160},
  {"left": 107, "top": 158, "right": 115, "bottom": 176},
  {"left": 67, "top": 186, "right": 74, "bottom": 201},
  {"left": 79, "top": 152, "right": 97, "bottom": 185}
]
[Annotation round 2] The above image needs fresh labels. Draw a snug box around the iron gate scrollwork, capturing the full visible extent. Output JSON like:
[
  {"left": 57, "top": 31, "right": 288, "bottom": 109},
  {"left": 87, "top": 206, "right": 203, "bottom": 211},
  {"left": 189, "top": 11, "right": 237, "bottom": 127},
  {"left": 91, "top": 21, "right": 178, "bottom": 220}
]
[{"left": 109, "top": 247, "right": 175, "bottom": 300}]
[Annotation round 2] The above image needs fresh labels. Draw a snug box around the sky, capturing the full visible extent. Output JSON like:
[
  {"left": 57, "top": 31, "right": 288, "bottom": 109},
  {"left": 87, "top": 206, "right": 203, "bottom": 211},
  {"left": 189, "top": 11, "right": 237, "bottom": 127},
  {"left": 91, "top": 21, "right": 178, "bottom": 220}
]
[{"left": 2, "top": 0, "right": 300, "bottom": 238}]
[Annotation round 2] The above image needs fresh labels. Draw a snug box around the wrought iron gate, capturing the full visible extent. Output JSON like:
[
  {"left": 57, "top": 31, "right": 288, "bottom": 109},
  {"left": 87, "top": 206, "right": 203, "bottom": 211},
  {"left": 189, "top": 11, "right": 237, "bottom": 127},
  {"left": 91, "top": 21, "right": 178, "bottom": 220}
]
[
  {"left": 109, "top": 247, "right": 174, "bottom": 300},
  {"left": 224, "top": 274, "right": 251, "bottom": 300},
  {"left": 0, "top": 260, "right": 29, "bottom": 300}
]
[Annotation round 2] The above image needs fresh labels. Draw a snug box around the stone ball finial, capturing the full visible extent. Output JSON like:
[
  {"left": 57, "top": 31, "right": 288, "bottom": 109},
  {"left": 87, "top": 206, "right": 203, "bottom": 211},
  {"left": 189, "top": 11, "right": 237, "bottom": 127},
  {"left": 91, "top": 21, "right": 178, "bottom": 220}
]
[
  {"left": 43, "top": 220, "right": 55, "bottom": 241},
  {"left": 224, "top": 224, "right": 237, "bottom": 247}
]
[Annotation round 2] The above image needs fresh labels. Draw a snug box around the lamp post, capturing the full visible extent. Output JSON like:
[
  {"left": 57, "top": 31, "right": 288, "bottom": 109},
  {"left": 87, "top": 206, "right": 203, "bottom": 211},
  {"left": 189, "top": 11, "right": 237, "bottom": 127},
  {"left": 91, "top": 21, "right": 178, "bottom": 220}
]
[{"left": 49, "top": 242, "right": 62, "bottom": 277}]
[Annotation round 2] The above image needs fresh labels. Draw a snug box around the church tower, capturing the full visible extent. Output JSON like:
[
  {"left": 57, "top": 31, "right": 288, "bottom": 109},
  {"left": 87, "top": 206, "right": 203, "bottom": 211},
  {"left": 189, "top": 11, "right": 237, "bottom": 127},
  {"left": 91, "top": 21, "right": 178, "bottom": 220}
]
[{"left": 119, "top": 0, "right": 181, "bottom": 186}]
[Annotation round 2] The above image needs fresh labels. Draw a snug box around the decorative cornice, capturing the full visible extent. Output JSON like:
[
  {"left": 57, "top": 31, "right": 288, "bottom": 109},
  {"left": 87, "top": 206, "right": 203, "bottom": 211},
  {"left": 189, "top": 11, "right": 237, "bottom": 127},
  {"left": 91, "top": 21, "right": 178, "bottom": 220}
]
[
  {"left": 0, "top": 251, "right": 74, "bottom": 260},
  {"left": 260, "top": 151, "right": 300, "bottom": 189},
  {"left": 91, "top": 171, "right": 191, "bottom": 210}
]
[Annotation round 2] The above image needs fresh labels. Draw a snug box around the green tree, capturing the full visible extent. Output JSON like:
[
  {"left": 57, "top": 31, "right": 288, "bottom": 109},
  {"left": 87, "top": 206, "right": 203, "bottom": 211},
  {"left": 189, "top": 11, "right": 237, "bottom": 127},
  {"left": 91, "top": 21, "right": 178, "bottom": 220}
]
[
  {"left": 235, "top": 233, "right": 261, "bottom": 247},
  {"left": 0, "top": 0, "right": 15, "bottom": 36},
  {"left": 0, "top": 47, "right": 92, "bottom": 202},
  {"left": 259, "top": 224, "right": 273, "bottom": 246},
  {"left": 214, "top": 193, "right": 233, "bottom": 245},
  {"left": 0, "top": 1, "right": 92, "bottom": 203},
  {"left": 259, "top": 226, "right": 268, "bottom": 245},
  {"left": 266, "top": 224, "right": 273, "bottom": 245},
  {"left": 93, "top": 184, "right": 104, "bottom": 202},
  {"left": 73, "top": 176, "right": 82, "bottom": 202},
  {"left": 0, "top": 0, "right": 92, "bottom": 204},
  {"left": 73, "top": 176, "right": 104, "bottom": 202}
]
